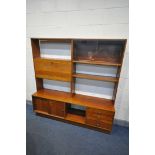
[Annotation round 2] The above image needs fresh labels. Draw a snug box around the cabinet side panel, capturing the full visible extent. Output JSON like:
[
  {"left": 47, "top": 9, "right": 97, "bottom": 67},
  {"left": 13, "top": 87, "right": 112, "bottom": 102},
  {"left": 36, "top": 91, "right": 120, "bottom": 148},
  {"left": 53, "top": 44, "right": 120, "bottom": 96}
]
[
  {"left": 31, "top": 39, "right": 40, "bottom": 58},
  {"left": 31, "top": 39, "right": 43, "bottom": 90}
]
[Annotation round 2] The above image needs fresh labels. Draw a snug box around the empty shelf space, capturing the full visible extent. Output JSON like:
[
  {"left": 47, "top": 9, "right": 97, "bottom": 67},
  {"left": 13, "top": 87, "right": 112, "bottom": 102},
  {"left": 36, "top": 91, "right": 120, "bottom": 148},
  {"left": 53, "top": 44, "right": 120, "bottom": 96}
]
[
  {"left": 34, "top": 57, "right": 71, "bottom": 62},
  {"left": 72, "top": 73, "right": 118, "bottom": 82},
  {"left": 34, "top": 110, "right": 85, "bottom": 124},
  {"left": 73, "top": 60, "right": 121, "bottom": 66},
  {"left": 65, "top": 113, "right": 85, "bottom": 124},
  {"left": 32, "top": 89, "right": 115, "bottom": 112}
]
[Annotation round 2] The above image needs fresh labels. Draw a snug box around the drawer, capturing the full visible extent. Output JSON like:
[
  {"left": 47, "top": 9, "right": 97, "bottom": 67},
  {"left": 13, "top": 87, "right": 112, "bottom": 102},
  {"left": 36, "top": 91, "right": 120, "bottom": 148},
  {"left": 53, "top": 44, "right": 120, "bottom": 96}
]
[
  {"left": 33, "top": 97, "right": 49, "bottom": 113},
  {"left": 86, "top": 119, "right": 112, "bottom": 130},
  {"left": 86, "top": 108, "right": 114, "bottom": 122},
  {"left": 49, "top": 100, "right": 66, "bottom": 118},
  {"left": 34, "top": 58, "right": 71, "bottom": 82}
]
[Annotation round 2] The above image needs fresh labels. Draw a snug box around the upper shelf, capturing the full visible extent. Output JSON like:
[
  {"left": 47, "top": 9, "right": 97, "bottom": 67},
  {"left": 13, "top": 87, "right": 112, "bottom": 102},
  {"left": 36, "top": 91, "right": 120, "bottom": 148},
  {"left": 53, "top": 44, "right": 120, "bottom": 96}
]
[
  {"left": 73, "top": 60, "right": 121, "bottom": 66},
  {"left": 73, "top": 73, "right": 118, "bottom": 82}
]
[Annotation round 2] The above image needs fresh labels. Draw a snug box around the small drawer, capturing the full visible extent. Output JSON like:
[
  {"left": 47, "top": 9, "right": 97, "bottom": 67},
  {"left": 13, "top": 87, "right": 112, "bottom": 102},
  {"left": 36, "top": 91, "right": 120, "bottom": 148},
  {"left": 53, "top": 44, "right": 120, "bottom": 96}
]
[
  {"left": 33, "top": 97, "right": 49, "bottom": 113},
  {"left": 86, "top": 108, "right": 114, "bottom": 122},
  {"left": 86, "top": 119, "right": 112, "bottom": 130}
]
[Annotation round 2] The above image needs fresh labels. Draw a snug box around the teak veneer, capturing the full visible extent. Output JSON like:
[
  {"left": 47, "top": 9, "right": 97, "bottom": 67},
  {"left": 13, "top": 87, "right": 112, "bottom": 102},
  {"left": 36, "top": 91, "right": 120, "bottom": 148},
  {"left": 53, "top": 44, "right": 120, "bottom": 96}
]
[
  {"left": 31, "top": 38, "right": 127, "bottom": 133},
  {"left": 73, "top": 73, "right": 119, "bottom": 82},
  {"left": 73, "top": 60, "right": 121, "bottom": 66},
  {"left": 32, "top": 89, "right": 115, "bottom": 112}
]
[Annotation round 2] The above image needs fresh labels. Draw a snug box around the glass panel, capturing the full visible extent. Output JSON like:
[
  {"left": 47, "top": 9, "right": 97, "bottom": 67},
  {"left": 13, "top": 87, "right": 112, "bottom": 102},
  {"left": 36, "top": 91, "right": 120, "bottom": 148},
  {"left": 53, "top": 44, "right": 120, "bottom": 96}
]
[{"left": 74, "top": 40, "right": 125, "bottom": 63}]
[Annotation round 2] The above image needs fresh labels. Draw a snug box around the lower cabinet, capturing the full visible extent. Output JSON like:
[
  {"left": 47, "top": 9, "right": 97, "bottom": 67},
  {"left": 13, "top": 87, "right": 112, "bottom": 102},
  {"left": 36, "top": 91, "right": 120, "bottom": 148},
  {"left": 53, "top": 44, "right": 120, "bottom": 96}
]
[
  {"left": 33, "top": 97, "right": 114, "bottom": 132},
  {"left": 33, "top": 97, "right": 66, "bottom": 118}
]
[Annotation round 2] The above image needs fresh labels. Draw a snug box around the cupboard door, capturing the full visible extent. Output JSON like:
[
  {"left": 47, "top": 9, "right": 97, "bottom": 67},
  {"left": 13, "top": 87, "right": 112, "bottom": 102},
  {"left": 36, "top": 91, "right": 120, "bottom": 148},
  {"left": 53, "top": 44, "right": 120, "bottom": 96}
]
[
  {"left": 33, "top": 97, "right": 49, "bottom": 113},
  {"left": 53, "top": 101, "right": 66, "bottom": 118}
]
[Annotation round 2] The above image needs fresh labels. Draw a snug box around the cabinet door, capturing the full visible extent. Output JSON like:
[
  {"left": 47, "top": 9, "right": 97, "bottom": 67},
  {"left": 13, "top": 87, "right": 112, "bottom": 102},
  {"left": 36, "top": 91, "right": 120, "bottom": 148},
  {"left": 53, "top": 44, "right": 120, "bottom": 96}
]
[
  {"left": 33, "top": 97, "right": 49, "bottom": 113},
  {"left": 53, "top": 101, "right": 66, "bottom": 118}
]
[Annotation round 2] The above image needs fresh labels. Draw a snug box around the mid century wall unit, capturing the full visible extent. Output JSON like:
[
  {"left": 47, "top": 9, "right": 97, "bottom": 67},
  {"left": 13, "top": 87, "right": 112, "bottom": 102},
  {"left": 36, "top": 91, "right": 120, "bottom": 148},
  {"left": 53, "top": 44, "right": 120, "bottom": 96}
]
[{"left": 31, "top": 38, "right": 127, "bottom": 133}]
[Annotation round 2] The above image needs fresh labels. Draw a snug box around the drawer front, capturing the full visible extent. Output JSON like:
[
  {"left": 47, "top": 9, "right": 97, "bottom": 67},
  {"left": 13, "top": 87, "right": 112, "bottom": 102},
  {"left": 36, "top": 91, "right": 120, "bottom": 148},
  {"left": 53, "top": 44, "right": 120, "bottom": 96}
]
[
  {"left": 86, "top": 119, "right": 112, "bottom": 130},
  {"left": 33, "top": 97, "right": 49, "bottom": 113},
  {"left": 34, "top": 58, "right": 71, "bottom": 82},
  {"left": 86, "top": 108, "right": 114, "bottom": 123},
  {"left": 48, "top": 100, "right": 66, "bottom": 118}
]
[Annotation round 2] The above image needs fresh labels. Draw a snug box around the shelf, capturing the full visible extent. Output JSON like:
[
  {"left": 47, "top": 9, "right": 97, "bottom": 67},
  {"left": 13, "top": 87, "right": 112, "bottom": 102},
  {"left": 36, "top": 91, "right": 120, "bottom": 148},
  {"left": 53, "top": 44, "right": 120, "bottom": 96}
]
[
  {"left": 73, "top": 73, "right": 118, "bottom": 82},
  {"left": 34, "top": 110, "right": 85, "bottom": 124},
  {"left": 35, "top": 110, "right": 85, "bottom": 124},
  {"left": 73, "top": 60, "right": 121, "bottom": 66},
  {"left": 32, "top": 89, "right": 115, "bottom": 112},
  {"left": 66, "top": 114, "right": 85, "bottom": 124}
]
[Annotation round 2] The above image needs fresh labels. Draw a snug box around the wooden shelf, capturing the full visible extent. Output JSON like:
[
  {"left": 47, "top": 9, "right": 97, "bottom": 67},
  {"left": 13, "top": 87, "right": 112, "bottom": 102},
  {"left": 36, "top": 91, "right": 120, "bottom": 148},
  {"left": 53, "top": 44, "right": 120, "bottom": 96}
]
[
  {"left": 73, "top": 60, "right": 121, "bottom": 66},
  {"left": 34, "top": 110, "right": 85, "bottom": 124},
  {"left": 66, "top": 114, "right": 85, "bottom": 124},
  {"left": 32, "top": 89, "right": 114, "bottom": 112},
  {"left": 73, "top": 73, "right": 118, "bottom": 82}
]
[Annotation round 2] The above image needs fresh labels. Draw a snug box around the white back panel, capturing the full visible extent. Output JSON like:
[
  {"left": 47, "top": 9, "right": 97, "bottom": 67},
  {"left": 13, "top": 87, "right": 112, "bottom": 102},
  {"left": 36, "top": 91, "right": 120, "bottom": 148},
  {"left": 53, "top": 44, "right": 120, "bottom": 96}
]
[
  {"left": 76, "top": 64, "right": 117, "bottom": 77},
  {"left": 75, "top": 78, "right": 114, "bottom": 99},
  {"left": 43, "top": 79, "right": 70, "bottom": 92},
  {"left": 40, "top": 41, "right": 71, "bottom": 60}
]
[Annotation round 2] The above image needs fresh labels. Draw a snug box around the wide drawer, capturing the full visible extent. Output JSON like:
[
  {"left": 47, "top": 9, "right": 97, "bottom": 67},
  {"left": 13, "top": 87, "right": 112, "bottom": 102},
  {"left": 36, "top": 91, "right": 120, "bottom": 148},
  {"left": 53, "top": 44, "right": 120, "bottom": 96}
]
[
  {"left": 86, "top": 108, "right": 114, "bottom": 122},
  {"left": 86, "top": 119, "right": 112, "bottom": 130},
  {"left": 34, "top": 58, "right": 71, "bottom": 82}
]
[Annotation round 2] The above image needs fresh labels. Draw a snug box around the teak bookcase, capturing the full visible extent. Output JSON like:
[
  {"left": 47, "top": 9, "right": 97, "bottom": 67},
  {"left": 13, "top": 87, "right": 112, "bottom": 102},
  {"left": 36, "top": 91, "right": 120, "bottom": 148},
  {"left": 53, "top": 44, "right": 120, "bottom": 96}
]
[{"left": 31, "top": 38, "right": 127, "bottom": 133}]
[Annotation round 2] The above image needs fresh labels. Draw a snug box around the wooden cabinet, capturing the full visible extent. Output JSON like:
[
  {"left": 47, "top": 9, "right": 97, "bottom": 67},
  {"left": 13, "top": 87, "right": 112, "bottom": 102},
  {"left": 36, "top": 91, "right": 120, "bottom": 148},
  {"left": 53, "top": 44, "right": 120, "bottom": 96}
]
[{"left": 31, "top": 38, "right": 127, "bottom": 133}]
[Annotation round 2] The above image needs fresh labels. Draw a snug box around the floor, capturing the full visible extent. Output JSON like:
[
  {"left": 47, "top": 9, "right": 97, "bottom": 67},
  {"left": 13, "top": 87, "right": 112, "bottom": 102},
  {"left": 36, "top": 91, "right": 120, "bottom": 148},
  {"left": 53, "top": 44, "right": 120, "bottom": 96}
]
[{"left": 26, "top": 103, "right": 129, "bottom": 155}]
